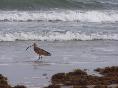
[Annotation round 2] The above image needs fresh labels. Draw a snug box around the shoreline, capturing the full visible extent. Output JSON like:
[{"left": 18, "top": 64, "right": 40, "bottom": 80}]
[
  {"left": 45, "top": 66, "right": 118, "bottom": 88},
  {"left": 1, "top": 66, "right": 118, "bottom": 88},
  {"left": 0, "top": 74, "right": 26, "bottom": 88}
]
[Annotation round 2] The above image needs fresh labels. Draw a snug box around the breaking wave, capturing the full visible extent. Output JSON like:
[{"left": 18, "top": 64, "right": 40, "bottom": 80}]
[
  {"left": 0, "top": 10, "right": 118, "bottom": 22},
  {"left": 0, "top": 31, "right": 118, "bottom": 41}
]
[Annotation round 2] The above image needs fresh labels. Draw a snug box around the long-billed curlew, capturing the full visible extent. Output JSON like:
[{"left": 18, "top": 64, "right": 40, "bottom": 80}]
[{"left": 26, "top": 43, "right": 51, "bottom": 61}]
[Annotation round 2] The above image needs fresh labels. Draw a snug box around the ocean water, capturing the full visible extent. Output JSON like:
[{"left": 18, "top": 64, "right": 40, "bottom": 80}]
[{"left": 0, "top": 0, "right": 118, "bottom": 87}]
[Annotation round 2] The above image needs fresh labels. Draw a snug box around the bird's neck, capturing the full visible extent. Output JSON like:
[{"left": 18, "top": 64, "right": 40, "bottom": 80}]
[{"left": 34, "top": 44, "right": 37, "bottom": 48}]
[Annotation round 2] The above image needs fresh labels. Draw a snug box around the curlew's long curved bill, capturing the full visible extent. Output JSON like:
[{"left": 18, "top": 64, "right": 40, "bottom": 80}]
[{"left": 26, "top": 45, "right": 32, "bottom": 50}]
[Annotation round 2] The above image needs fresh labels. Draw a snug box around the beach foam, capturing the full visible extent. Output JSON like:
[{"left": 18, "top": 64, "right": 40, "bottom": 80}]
[
  {"left": 0, "top": 10, "right": 118, "bottom": 22},
  {"left": 0, "top": 31, "right": 118, "bottom": 41}
]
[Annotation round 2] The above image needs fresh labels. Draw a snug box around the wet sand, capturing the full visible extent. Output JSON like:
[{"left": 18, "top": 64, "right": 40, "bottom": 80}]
[
  {"left": 0, "top": 40, "right": 118, "bottom": 88},
  {"left": 1, "top": 66, "right": 118, "bottom": 88}
]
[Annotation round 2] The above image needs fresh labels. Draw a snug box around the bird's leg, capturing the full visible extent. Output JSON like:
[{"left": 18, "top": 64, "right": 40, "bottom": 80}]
[
  {"left": 40, "top": 56, "right": 42, "bottom": 60},
  {"left": 37, "top": 56, "right": 40, "bottom": 61}
]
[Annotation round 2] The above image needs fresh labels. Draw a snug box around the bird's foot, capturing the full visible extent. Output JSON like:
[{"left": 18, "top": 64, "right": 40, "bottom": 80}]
[{"left": 36, "top": 56, "right": 41, "bottom": 61}]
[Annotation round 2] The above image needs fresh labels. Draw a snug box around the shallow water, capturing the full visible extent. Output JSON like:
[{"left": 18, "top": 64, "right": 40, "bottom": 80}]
[
  {"left": 0, "top": 40, "right": 118, "bottom": 87},
  {"left": 0, "top": 0, "right": 118, "bottom": 87}
]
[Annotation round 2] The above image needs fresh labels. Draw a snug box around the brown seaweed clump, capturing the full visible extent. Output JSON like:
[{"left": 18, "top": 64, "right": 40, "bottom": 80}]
[
  {"left": 45, "top": 66, "right": 118, "bottom": 88},
  {"left": 51, "top": 69, "right": 88, "bottom": 86},
  {"left": 93, "top": 85, "right": 108, "bottom": 88},
  {"left": 95, "top": 66, "right": 118, "bottom": 84},
  {"left": 13, "top": 85, "right": 27, "bottom": 88},
  {"left": 44, "top": 84, "right": 60, "bottom": 88},
  {"left": 0, "top": 74, "right": 27, "bottom": 88},
  {"left": 0, "top": 74, "right": 11, "bottom": 88},
  {"left": 95, "top": 66, "right": 118, "bottom": 76}
]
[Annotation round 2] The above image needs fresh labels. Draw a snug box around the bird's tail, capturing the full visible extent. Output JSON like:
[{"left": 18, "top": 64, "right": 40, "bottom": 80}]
[{"left": 48, "top": 53, "right": 51, "bottom": 56}]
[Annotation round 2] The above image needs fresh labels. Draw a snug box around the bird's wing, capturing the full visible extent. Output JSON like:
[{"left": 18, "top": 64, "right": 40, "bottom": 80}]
[{"left": 40, "top": 48, "right": 51, "bottom": 56}]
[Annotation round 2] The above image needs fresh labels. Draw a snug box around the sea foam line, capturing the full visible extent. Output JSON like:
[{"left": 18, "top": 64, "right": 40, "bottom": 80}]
[
  {"left": 0, "top": 31, "right": 118, "bottom": 41},
  {"left": 0, "top": 10, "right": 118, "bottom": 22}
]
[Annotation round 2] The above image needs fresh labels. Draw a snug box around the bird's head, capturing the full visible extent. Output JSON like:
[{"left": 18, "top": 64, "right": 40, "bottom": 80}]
[
  {"left": 33, "top": 43, "right": 37, "bottom": 47},
  {"left": 26, "top": 43, "right": 37, "bottom": 50}
]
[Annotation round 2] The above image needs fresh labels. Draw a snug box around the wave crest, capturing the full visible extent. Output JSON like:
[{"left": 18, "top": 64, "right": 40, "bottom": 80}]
[
  {"left": 0, "top": 31, "right": 118, "bottom": 41},
  {"left": 0, "top": 10, "right": 118, "bottom": 22}
]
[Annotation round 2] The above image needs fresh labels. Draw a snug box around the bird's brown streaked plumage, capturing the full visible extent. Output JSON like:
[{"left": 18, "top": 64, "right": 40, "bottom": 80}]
[{"left": 26, "top": 43, "right": 51, "bottom": 61}]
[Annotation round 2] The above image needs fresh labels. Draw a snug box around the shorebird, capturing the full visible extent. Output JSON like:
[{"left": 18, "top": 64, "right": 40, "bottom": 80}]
[{"left": 26, "top": 43, "right": 51, "bottom": 61}]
